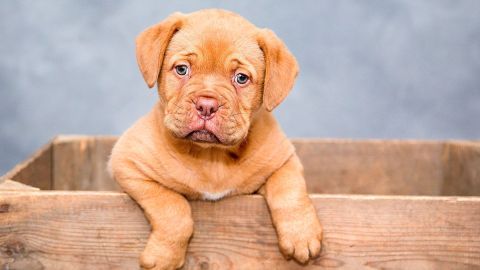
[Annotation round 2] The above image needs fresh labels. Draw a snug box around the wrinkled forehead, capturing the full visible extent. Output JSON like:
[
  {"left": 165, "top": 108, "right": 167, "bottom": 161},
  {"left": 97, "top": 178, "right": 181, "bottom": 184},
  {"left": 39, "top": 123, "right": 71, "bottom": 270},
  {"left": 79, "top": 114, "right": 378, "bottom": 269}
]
[{"left": 166, "top": 16, "right": 265, "bottom": 78}]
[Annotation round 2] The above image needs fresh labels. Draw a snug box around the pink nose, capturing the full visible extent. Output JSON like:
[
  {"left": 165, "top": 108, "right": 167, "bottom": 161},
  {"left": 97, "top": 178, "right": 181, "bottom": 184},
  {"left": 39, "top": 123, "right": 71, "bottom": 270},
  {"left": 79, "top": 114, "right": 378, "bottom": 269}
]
[{"left": 195, "top": 96, "right": 219, "bottom": 119}]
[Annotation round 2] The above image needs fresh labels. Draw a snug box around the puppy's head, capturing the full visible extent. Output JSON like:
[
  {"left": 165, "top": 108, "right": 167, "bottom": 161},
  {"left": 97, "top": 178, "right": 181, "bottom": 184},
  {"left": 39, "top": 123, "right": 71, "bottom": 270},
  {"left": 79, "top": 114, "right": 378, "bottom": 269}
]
[{"left": 136, "top": 9, "right": 298, "bottom": 146}]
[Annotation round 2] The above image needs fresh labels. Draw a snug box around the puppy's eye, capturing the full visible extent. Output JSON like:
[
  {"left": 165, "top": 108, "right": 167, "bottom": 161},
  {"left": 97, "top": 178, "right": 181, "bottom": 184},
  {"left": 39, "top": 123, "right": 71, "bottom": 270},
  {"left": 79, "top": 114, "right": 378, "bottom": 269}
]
[
  {"left": 175, "top": 65, "right": 189, "bottom": 76},
  {"left": 234, "top": 73, "right": 249, "bottom": 85}
]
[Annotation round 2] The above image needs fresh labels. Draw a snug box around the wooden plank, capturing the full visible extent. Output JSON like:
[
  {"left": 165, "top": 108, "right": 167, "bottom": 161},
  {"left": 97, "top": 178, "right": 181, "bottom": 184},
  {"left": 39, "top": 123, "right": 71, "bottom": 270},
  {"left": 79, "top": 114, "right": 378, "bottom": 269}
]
[
  {"left": 1, "top": 141, "right": 53, "bottom": 190},
  {"left": 294, "top": 139, "right": 446, "bottom": 195},
  {"left": 48, "top": 136, "right": 450, "bottom": 195},
  {"left": 52, "top": 136, "right": 119, "bottom": 191},
  {"left": 0, "top": 180, "right": 39, "bottom": 191},
  {"left": 5, "top": 136, "right": 479, "bottom": 196},
  {"left": 442, "top": 141, "right": 480, "bottom": 196},
  {"left": 0, "top": 192, "right": 479, "bottom": 269}
]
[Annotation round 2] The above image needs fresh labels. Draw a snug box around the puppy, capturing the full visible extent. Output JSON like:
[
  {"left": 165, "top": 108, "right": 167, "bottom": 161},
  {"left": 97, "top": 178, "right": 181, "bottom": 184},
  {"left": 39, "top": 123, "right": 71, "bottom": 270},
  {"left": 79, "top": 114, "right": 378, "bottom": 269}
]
[{"left": 109, "top": 9, "right": 322, "bottom": 270}]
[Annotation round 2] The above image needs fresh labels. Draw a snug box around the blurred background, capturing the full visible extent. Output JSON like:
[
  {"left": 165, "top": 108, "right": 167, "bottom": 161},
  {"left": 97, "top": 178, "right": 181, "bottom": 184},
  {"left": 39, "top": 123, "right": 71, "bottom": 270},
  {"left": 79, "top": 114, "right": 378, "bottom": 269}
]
[{"left": 1, "top": 0, "right": 479, "bottom": 174}]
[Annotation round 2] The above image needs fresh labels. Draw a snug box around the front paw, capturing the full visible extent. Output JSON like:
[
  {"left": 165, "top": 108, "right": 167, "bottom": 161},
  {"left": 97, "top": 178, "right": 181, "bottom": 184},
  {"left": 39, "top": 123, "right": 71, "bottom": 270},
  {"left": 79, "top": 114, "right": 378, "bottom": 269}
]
[
  {"left": 274, "top": 210, "right": 323, "bottom": 264},
  {"left": 140, "top": 233, "right": 188, "bottom": 270}
]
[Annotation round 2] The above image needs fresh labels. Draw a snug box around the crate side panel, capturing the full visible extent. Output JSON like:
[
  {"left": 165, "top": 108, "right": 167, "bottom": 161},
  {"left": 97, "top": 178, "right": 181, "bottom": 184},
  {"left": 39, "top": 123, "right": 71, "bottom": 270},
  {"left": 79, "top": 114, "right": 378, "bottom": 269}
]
[
  {"left": 0, "top": 192, "right": 479, "bottom": 269},
  {"left": 294, "top": 140, "right": 445, "bottom": 195},
  {"left": 1, "top": 142, "right": 52, "bottom": 190},
  {"left": 53, "top": 137, "right": 119, "bottom": 191},
  {"left": 52, "top": 137, "right": 448, "bottom": 195},
  {"left": 442, "top": 142, "right": 480, "bottom": 196}
]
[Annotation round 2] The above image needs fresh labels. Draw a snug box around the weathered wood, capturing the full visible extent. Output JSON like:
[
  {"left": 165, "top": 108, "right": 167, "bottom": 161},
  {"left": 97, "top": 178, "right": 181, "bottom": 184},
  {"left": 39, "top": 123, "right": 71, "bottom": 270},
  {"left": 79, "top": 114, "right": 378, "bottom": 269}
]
[
  {"left": 0, "top": 180, "right": 39, "bottom": 191},
  {"left": 1, "top": 141, "right": 53, "bottom": 190},
  {"left": 4, "top": 136, "right": 480, "bottom": 196},
  {"left": 7, "top": 136, "right": 480, "bottom": 195},
  {"left": 43, "top": 136, "right": 452, "bottom": 195},
  {"left": 295, "top": 139, "right": 446, "bottom": 195},
  {"left": 442, "top": 141, "right": 480, "bottom": 196},
  {"left": 52, "top": 136, "right": 119, "bottom": 191},
  {"left": 0, "top": 191, "right": 479, "bottom": 269}
]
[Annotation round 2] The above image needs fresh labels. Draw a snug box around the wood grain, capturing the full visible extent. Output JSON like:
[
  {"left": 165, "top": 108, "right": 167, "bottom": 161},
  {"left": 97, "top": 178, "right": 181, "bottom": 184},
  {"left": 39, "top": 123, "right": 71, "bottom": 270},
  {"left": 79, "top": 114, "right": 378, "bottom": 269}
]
[
  {"left": 6, "top": 136, "right": 480, "bottom": 196},
  {"left": 41, "top": 137, "right": 449, "bottom": 195},
  {"left": 442, "top": 141, "right": 480, "bottom": 196},
  {"left": 0, "top": 191, "right": 479, "bottom": 269},
  {"left": 52, "top": 136, "right": 119, "bottom": 191},
  {"left": 295, "top": 139, "right": 446, "bottom": 195},
  {"left": 1, "top": 140, "right": 53, "bottom": 190}
]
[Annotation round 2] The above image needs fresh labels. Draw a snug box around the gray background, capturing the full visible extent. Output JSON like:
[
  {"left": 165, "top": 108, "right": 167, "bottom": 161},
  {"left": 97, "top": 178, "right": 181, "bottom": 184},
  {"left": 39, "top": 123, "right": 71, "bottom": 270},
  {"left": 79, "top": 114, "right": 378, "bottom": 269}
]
[{"left": 1, "top": 0, "right": 479, "bottom": 175}]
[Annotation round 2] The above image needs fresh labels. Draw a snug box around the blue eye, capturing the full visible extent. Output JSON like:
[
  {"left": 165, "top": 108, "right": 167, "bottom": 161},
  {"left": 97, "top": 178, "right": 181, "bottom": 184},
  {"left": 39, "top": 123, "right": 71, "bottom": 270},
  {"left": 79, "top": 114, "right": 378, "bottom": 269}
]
[
  {"left": 235, "top": 73, "right": 249, "bottom": 84},
  {"left": 175, "top": 65, "right": 189, "bottom": 76}
]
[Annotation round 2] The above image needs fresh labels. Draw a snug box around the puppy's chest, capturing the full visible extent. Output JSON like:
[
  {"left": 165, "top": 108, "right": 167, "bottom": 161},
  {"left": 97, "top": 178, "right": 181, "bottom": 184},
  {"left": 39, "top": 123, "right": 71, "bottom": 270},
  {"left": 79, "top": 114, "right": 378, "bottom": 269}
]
[
  {"left": 198, "top": 164, "right": 236, "bottom": 189},
  {"left": 191, "top": 162, "right": 264, "bottom": 200}
]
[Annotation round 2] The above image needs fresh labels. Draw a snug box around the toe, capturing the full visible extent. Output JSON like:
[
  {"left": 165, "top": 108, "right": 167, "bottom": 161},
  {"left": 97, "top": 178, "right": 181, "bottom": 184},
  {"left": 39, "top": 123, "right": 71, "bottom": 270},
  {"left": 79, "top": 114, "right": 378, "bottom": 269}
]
[
  {"left": 176, "top": 256, "right": 186, "bottom": 268},
  {"left": 140, "top": 252, "right": 156, "bottom": 269},
  {"left": 278, "top": 238, "right": 294, "bottom": 259},
  {"left": 293, "top": 242, "right": 309, "bottom": 264},
  {"left": 308, "top": 238, "right": 321, "bottom": 259}
]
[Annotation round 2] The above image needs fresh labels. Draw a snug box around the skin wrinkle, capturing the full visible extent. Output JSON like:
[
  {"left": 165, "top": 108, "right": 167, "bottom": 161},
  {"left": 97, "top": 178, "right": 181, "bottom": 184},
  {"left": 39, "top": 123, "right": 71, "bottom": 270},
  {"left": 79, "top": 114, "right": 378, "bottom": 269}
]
[{"left": 227, "top": 54, "right": 258, "bottom": 82}]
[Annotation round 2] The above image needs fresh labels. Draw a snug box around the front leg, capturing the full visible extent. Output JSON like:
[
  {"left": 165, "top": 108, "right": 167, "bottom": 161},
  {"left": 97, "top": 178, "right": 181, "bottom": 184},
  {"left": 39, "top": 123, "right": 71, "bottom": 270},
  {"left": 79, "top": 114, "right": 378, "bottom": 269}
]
[
  {"left": 259, "top": 154, "right": 323, "bottom": 264},
  {"left": 117, "top": 178, "right": 194, "bottom": 270}
]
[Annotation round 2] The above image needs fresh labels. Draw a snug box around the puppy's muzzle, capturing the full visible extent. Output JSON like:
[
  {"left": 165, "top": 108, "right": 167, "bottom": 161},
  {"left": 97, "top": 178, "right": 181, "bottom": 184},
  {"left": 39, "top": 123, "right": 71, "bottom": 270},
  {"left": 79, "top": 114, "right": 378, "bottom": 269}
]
[
  {"left": 183, "top": 95, "right": 221, "bottom": 144},
  {"left": 195, "top": 96, "right": 218, "bottom": 120}
]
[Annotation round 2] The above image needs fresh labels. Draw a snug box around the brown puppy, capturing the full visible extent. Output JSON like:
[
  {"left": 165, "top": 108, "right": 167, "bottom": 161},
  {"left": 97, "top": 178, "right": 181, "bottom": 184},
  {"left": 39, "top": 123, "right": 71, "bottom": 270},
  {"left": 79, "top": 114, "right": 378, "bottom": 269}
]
[{"left": 109, "top": 9, "right": 322, "bottom": 270}]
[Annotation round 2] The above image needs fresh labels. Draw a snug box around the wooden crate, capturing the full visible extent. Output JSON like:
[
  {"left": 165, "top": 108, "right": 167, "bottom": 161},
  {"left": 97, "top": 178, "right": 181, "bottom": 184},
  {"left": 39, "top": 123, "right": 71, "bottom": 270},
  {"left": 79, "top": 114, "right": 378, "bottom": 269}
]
[{"left": 1, "top": 135, "right": 479, "bottom": 269}]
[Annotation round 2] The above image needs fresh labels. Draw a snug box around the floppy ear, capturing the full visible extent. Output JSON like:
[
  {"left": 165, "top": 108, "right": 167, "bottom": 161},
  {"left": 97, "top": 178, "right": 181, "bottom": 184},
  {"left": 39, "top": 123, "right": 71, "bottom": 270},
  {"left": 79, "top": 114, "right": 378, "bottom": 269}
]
[
  {"left": 136, "top": 13, "right": 185, "bottom": 88},
  {"left": 257, "top": 29, "right": 299, "bottom": 111}
]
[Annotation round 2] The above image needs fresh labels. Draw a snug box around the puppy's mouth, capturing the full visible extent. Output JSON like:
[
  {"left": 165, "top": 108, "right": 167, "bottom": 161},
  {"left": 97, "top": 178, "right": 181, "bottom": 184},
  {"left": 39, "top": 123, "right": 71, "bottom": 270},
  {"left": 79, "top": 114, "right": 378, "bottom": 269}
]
[{"left": 186, "top": 130, "right": 220, "bottom": 144}]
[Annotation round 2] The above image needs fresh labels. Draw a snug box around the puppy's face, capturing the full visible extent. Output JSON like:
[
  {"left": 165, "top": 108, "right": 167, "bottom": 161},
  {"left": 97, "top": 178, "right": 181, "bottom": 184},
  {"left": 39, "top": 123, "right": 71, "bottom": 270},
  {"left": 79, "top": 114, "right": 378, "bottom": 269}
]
[
  {"left": 136, "top": 9, "right": 298, "bottom": 146},
  {"left": 161, "top": 15, "right": 265, "bottom": 145}
]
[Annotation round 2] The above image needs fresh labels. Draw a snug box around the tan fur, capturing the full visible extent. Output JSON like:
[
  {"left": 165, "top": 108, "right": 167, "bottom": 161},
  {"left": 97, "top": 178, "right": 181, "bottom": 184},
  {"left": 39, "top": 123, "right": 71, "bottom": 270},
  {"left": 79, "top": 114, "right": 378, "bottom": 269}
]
[{"left": 109, "top": 9, "right": 322, "bottom": 270}]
